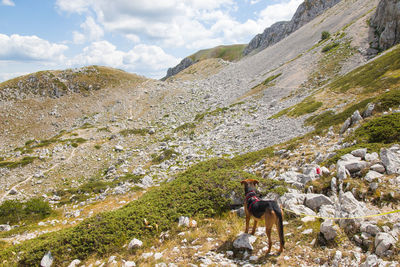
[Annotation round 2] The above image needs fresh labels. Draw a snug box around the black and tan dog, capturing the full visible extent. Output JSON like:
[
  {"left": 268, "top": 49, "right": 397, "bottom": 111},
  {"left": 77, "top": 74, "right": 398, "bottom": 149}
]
[{"left": 241, "top": 179, "right": 284, "bottom": 254}]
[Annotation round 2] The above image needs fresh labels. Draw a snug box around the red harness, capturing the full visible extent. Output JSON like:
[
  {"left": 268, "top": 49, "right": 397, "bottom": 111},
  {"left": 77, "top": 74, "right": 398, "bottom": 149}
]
[{"left": 245, "top": 190, "right": 260, "bottom": 212}]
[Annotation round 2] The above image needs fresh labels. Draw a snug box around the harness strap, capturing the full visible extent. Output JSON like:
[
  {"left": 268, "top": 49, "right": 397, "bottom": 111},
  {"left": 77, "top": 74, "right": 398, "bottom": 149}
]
[{"left": 245, "top": 190, "right": 260, "bottom": 212}]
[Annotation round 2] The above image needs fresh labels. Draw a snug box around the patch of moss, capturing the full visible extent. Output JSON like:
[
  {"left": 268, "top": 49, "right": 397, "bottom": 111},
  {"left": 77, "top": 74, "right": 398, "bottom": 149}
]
[{"left": 322, "top": 42, "right": 339, "bottom": 53}]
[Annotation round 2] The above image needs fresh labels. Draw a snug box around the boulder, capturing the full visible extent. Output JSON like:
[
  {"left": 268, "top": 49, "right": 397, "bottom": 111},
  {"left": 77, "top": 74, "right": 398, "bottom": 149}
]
[
  {"left": 360, "top": 254, "right": 378, "bottom": 267},
  {"left": 320, "top": 220, "right": 339, "bottom": 241},
  {"left": 128, "top": 238, "right": 143, "bottom": 249},
  {"left": 115, "top": 145, "right": 124, "bottom": 152},
  {"left": 233, "top": 233, "right": 257, "bottom": 250},
  {"left": 351, "top": 148, "right": 367, "bottom": 159},
  {"left": 364, "top": 170, "right": 383, "bottom": 182},
  {"left": 337, "top": 164, "right": 348, "bottom": 181},
  {"left": 337, "top": 155, "right": 369, "bottom": 173},
  {"left": 319, "top": 205, "right": 336, "bottom": 218},
  {"left": 363, "top": 103, "right": 375, "bottom": 118},
  {"left": 40, "top": 251, "right": 53, "bottom": 267},
  {"left": 351, "top": 110, "right": 363, "bottom": 125},
  {"left": 122, "top": 261, "right": 136, "bottom": 267},
  {"left": 370, "top": 163, "right": 386, "bottom": 173},
  {"left": 339, "top": 191, "right": 366, "bottom": 216},
  {"left": 365, "top": 152, "right": 380, "bottom": 163},
  {"left": 380, "top": 145, "right": 400, "bottom": 174},
  {"left": 375, "top": 232, "right": 396, "bottom": 256},
  {"left": 0, "top": 224, "right": 11, "bottom": 232},
  {"left": 68, "top": 259, "right": 81, "bottom": 267},
  {"left": 304, "top": 194, "right": 334, "bottom": 211},
  {"left": 340, "top": 118, "right": 351, "bottom": 134},
  {"left": 360, "top": 222, "right": 380, "bottom": 236}
]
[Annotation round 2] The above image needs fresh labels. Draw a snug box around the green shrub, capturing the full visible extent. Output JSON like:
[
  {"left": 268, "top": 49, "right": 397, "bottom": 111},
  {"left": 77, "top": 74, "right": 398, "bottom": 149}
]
[
  {"left": 262, "top": 73, "right": 282, "bottom": 86},
  {"left": 322, "top": 42, "right": 339, "bottom": 53},
  {"left": 94, "top": 144, "right": 101, "bottom": 150},
  {"left": 375, "top": 89, "right": 400, "bottom": 112},
  {"left": 152, "top": 149, "right": 178, "bottom": 164},
  {"left": 353, "top": 113, "right": 400, "bottom": 144},
  {"left": 0, "top": 156, "right": 37, "bottom": 169},
  {"left": 71, "top": 143, "right": 78, "bottom": 148},
  {"left": 330, "top": 45, "right": 400, "bottom": 93},
  {"left": 321, "top": 31, "right": 331, "bottom": 41},
  {"left": 0, "top": 198, "right": 52, "bottom": 225}
]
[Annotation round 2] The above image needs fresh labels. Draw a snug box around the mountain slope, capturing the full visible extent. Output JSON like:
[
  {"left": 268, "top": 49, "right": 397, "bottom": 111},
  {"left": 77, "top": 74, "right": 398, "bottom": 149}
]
[
  {"left": 243, "top": 0, "right": 342, "bottom": 56},
  {"left": 2, "top": 0, "right": 400, "bottom": 266},
  {"left": 162, "top": 44, "right": 246, "bottom": 80}
]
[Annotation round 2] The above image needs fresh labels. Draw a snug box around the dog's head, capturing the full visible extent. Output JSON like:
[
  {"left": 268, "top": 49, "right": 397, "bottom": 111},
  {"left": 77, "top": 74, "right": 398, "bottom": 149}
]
[{"left": 240, "top": 179, "right": 259, "bottom": 192}]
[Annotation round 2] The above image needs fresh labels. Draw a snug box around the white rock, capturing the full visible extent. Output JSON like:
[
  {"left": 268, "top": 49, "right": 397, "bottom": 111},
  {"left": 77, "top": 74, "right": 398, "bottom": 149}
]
[
  {"left": 370, "top": 164, "right": 386, "bottom": 173},
  {"left": 380, "top": 145, "right": 400, "bottom": 174},
  {"left": 320, "top": 166, "right": 330, "bottom": 175},
  {"left": 301, "top": 229, "right": 313, "bottom": 235},
  {"left": 233, "top": 233, "right": 257, "bottom": 250},
  {"left": 364, "top": 170, "right": 383, "bottom": 182},
  {"left": 40, "top": 251, "right": 53, "bottom": 267},
  {"left": 108, "top": 256, "right": 117, "bottom": 263},
  {"left": 320, "top": 220, "right": 339, "bottom": 241},
  {"left": 178, "top": 216, "right": 190, "bottom": 227},
  {"left": 375, "top": 232, "right": 396, "bottom": 256},
  {"left": 332, "top": 250, "right": 342, "bottom": 267},
  {"left": 360, "top": 254, "right": 378, "bottom": 267},
  {"left": 141, "top": 175, "right": 153, "bottom": 188},
  {"left": 128, "top": 238, "right": 143, "bottom": 249},
  {"left": 351, "top": 148, "right": 367, "bottom": 159},
  {"left": 122, "top": 261, "right": 136, "bottom": 267},
  {"left": 360, "top": 223, "right": 380, "bottom": 236},
  {"left": 68, "top": 259, "right": 81, "bottom": 267},
  {"left": 154, "top": 252, "right": 163, "bottom": 260},
  {"left": 339, "top": 191, "right": 366, "bottom": 216},
  {"left": 365, "top": 152, "right": 379, "bottom": 163},
  {"left": 0, "top": 224, "right": 11, "bottom": 232},
  {"left": 115, "top": 145, "right": 124, "bottom": 152},
  {"left": 304, "top": 194, "right": 334, "bottom": 211},
  {"left": 142, "top": 252, "right": 154, "bottom": 259}
]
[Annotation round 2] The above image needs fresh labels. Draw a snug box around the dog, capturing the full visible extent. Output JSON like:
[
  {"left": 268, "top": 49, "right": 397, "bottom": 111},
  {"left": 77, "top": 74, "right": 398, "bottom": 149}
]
[{"left": 241, "top": 179, "right": 284, "bottom": 254}]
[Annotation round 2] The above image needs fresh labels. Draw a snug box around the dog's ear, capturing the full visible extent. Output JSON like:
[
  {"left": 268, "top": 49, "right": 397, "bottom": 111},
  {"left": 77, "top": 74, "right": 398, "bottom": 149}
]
[
  {"left": 254, "top": 179, "right": 259, "bottom": 185},
  {"left": 240, "top": 180, "right": 247, "bottom": 185}
]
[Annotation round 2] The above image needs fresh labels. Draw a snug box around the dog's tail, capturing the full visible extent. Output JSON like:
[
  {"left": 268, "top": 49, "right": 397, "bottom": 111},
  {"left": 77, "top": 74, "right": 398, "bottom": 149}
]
[{"left": 272, "top": 201, "right": 285, "bottom": 248}]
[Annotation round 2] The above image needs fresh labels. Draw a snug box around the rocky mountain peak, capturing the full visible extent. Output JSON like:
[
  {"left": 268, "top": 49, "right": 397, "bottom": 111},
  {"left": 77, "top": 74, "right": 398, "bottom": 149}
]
[{"left": 243, "top": 0, "right": 342, "bottom": 55}]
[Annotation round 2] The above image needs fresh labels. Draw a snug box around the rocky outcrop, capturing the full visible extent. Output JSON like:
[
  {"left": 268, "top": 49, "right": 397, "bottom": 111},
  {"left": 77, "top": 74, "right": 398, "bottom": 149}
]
[
  {"left": 370, "top": 0, "right": 400, "bottom": 51},
  {"left": 162, "top": 57, "right": 194, "bottom": 81},
  {"left": 243, "top": 0, "right": 342, "bottom": 55}
]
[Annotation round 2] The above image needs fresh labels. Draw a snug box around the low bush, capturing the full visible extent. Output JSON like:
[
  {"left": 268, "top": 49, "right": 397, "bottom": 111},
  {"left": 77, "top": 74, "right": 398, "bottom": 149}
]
[
  {"left": 0, "top": 198, "right": 52, "bottom": 225},
  {"left": 119, "top": 128, "right": 149, "bottom": 136},
  {"left": 352, "top": 113, "right": 400, "bottom": 144},
  {"left": 322, "top": 42, "right": 339, "bottom": 53},
  {"left": 321, "top": 31, "right": 331, "bottom": 41}
]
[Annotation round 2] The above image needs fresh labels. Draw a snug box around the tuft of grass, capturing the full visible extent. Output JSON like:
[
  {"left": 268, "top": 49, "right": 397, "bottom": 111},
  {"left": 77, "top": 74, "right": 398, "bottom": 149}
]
[
  {"left": 174, "top": 122, "right": 196, "bottom": 132},
  {"left": 120, "top": 128, "right": 150, "bottom": 137},
  {"left": 152, "top": 149, "right": 179, "bottom": 164},
  {"left": 94, "top": 144, "right": 101, "bottom": 150},
  {"left": 262, "top": 73, "right": 282, "bottom": 86},
  {"left": 0, "top": 156, "right": 37, "bottom": 169},
  {"left": 322, "top": 42, "right": 339, "bottom": 53}
]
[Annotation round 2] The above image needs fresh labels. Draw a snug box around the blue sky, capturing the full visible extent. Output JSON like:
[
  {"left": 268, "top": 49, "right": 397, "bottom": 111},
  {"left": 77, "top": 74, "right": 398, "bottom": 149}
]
[{"left": 0, "top": 0, "right": 303, "bottom": 81}]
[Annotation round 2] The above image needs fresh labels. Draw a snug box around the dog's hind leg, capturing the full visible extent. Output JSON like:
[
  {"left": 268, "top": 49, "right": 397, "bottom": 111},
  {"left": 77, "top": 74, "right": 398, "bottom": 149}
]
[
  {"left": 265, "top": 212, "right": 274, "bottom": 254},
  {"left": 245, "top": 214, "right": 250, "bottom": 233},
  {"left": 251, "top": 219, "right": 258, "bottom": 235}
]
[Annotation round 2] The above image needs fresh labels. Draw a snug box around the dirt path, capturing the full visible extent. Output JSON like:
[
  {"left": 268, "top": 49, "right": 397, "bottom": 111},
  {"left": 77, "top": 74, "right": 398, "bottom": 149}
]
[{"left": 0, "top": 148, "right": 76, "bottom": 203}]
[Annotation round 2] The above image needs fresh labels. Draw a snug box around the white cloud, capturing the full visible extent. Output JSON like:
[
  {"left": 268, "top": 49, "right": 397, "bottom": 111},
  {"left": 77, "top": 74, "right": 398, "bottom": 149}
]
[
  {"left": 257, "top": 0, "right": 303, "bottom": 28},
  {"left": 2, "top": 0, "right": 15, "bottom": 6},
  {"left": 69, "top": 41, "right": 179, "bottom": 78},
  {"left": 72, "top": 16, "right": 104, "bottom": 44},
  {"left": 55, "top": 0, "right": 91, "bottom": 14},
  {"left": 0, "top": 72, "right": 28, "bottom": 82},
  {"left": 0, "top": 34, "right": 68, "bottom": 62}
]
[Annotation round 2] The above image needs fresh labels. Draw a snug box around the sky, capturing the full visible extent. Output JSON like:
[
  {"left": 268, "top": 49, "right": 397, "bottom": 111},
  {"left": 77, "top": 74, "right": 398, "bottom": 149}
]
[{"left": 0, "top": 0, "right": 303, "bottom": 81}]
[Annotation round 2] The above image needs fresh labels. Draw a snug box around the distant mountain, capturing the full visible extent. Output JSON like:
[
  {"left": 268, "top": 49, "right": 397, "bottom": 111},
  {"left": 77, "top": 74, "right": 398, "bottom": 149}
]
[
  {"left": 162, "top": 44, "right": 246, "bottom": 80},
  {"left": 243, "top": 0, "right": 342, "bottom": 56}
]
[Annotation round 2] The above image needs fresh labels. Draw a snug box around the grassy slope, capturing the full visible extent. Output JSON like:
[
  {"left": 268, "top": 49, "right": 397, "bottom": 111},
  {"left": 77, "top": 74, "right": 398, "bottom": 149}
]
[{"left": 188, "top": 44, "right": 247, "bottom": 62}]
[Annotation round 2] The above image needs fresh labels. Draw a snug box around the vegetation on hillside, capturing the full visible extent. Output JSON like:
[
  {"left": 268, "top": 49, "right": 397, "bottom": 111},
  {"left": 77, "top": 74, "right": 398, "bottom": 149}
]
[
  {"left": 0, "top": 198, "right": 52, "bottom": 225},
  {"left": 188, "top": 44, "right": 247, "bottom": 62},
  {"left": 0, "top": 150, "right": 287, "bottom": 265}
]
